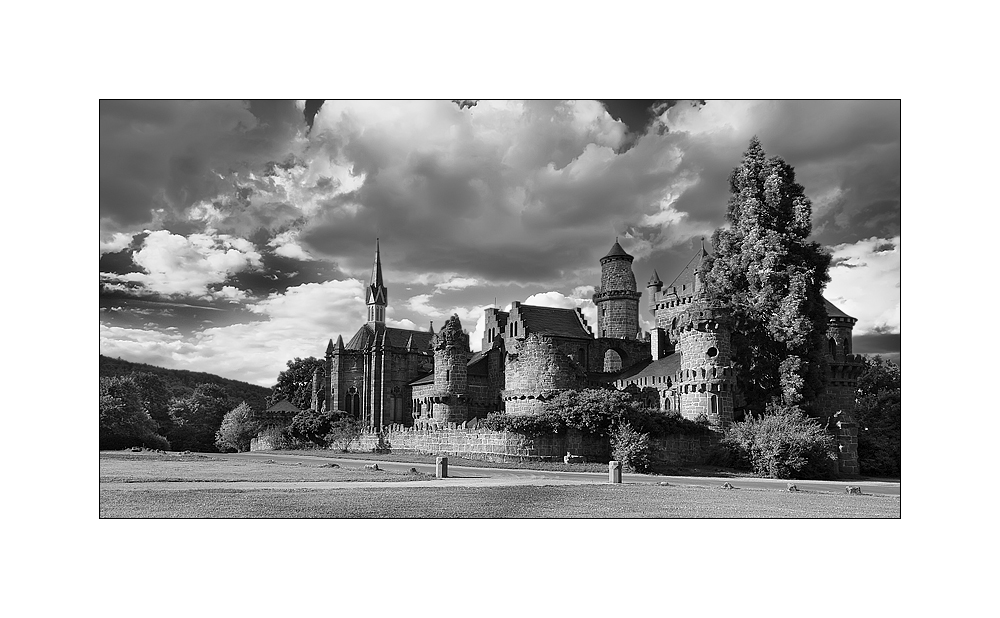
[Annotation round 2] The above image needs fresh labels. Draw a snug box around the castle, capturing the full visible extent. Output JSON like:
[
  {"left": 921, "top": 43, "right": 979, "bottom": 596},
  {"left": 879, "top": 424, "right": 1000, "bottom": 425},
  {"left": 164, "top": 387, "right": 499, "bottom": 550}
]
[{"left": 255, "top": 237, "right": 863, "bottom": 473}]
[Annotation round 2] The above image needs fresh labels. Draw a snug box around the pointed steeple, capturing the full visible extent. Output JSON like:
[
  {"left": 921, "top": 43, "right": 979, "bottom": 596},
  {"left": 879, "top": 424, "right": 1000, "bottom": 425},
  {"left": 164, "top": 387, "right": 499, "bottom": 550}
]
[
  {"left": 326, "top": 338, "right": 334, "bottom": 355},
  {"left": 429, "top": 320, "right": 434, "bottom": 334},
  {"left": 694, "top": 238, "right": 710, "bottom": 297},
  {"left": 366, "top": 238, "right": 388, "bottom": 323},
  {"left": 647, "top": 269, "right": 662, "bottom": 288}
]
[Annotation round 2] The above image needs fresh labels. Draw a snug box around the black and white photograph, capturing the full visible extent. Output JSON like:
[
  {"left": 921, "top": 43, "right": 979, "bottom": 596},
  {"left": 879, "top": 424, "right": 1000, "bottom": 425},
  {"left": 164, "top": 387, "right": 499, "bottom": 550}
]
[{"left": 99, "top": 99, "right": 901, "bottom": 519}]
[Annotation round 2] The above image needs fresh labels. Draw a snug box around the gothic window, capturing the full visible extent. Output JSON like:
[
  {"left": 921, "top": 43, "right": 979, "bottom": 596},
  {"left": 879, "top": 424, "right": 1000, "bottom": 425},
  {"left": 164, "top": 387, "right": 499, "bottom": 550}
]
[
  {"left": 828, "top": 338, "right": 837, "bottom": 357},
  {"left": 710, "top": 394, "right": 718, "bottom": 416}
]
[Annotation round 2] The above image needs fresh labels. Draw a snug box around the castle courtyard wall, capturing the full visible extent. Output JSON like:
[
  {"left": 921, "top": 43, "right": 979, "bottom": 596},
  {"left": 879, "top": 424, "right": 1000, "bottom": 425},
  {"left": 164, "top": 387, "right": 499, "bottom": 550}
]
[{"left": 345, "top": 424, "right": 720, "bottom": 467}]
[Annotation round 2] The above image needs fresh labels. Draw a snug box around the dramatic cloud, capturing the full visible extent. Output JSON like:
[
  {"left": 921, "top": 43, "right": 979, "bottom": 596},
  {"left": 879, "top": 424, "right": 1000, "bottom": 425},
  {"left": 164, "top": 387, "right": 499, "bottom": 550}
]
[
  {"left": 100, "top": 100, "right": 901, "bottom": 381},
  {"left": 825, "top": 236, "right": 901, "bottom": 335}
]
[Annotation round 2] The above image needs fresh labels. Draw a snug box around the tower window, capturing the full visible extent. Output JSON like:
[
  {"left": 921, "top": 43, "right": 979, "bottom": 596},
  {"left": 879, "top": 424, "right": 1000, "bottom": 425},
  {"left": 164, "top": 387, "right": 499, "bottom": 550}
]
[
  {"left": 829, "top": 338, "right": 837, "bottom": 357},
  {"left": 706, "top": 347, "right": 718, "bottom": 358}
]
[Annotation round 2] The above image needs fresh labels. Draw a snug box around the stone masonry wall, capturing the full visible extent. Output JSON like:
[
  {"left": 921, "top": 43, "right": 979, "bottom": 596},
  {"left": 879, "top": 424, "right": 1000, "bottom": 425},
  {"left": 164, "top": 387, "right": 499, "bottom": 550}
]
[
  {"left": 649, "top": 432, "right": 721, "bottom": 467},
  {"left": 504, "top": 334, "right": 586, "bottom": 415},
  {"left": 349, "top": 425, "right": 609, "bottom": 463}
]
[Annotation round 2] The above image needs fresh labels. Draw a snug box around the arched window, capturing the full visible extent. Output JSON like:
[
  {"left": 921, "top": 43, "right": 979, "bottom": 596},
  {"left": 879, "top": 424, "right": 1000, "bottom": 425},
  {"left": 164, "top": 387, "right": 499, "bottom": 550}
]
[
  {"left": 603, "top": 349, "right": 623, "bottom": 373},
  {"left": 710, "top": 394, "right": 718, "bottom": 416},
  {"left": 844, "top": 337, "right": 852, "bottom": 355},
  {"left": 828, "top": 337, "right": 837, "bottom": 357}
]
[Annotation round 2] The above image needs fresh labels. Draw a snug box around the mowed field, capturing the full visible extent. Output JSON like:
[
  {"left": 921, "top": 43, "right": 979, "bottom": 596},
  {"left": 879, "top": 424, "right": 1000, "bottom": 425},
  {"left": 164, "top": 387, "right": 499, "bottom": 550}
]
[{"left": 99, "top": 451, "right": 900, "bottom": 518}]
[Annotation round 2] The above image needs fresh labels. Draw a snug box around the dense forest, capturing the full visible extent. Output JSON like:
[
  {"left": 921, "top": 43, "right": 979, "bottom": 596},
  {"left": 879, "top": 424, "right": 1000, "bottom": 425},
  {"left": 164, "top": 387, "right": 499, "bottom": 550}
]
[
  {"left": 99, "top": 355, "right": 273, "bottom": 452},
  {"left": 100, "top": 355, "right": 269, "bottom": 411}
]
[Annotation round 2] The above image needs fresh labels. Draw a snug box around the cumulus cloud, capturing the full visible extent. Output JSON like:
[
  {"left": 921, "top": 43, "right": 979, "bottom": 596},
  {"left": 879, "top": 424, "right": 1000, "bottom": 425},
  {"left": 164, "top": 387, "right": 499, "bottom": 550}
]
[
  {"left": 825, "top": 236, "right": 900, "bottom": 335},
  {"left": 101, "top": 230, "right": 261, "bottom": 300}
]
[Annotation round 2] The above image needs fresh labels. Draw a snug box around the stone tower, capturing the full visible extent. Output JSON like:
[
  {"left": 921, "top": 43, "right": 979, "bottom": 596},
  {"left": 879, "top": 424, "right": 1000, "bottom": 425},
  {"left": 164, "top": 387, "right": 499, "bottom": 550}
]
[
  {"left": 668, "top": 252, "right": 735, "bottom": 428},
  {"left": 366, "top": 238, "right": 387, "bottom": 324},
  {"left": 429, "top": 314, "right": 470, "bottom": 424},
  {"left": 593, "top": 239, "right": 641, "bottom": 339},
  {"left": 816, "top": 298, "right": 865, "bottom": 476}
]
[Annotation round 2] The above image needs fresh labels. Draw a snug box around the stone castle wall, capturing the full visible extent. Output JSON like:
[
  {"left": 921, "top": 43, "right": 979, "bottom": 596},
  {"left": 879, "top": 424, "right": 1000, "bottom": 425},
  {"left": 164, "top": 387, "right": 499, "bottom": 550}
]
[
  {"left": 350, "top": 425, "right": 609, "bottom": 463},
  {"left": 348, "top": 424, "right": 718, "bottom": 467},
  {"left": 504, "top": 334, "right": 586, "bottom": 415}
]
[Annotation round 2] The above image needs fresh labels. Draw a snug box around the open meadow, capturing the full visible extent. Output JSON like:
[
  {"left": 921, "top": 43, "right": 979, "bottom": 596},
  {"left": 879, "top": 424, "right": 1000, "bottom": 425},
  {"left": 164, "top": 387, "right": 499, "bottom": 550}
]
[{"left": 99, "top": 451, "right": 900, "bottom": 518}]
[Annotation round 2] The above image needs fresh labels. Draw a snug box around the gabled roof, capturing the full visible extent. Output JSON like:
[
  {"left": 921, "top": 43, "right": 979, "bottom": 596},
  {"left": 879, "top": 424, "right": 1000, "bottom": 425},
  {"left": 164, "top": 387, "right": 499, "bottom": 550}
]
[
  {"left": 265, "top": 399, "right": 300, "bottom": 413},
  {"left": 823, "top": 297, "right": 856, "bottom": 322},
  {"left": 345, "top": 323, "right": 436, "bottom": 351},
  {"left": 517, "top": 304, "right": 592, "bottom": 340},
  {"left": 611, "top": 352, "right": 682, "bottom": 382}
]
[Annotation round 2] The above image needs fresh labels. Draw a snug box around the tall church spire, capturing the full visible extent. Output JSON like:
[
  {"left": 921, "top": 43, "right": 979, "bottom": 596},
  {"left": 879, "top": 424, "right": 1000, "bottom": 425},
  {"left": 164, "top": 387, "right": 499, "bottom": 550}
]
[{"left": 366, "top": 238, "right": 388, "bottom": 323}]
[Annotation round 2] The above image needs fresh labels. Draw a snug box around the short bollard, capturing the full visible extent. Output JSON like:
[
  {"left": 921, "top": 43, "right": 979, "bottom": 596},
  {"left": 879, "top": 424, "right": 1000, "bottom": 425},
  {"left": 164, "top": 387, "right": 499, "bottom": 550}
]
[
  {"left": 436, "top": 456, "right": 448, "bottom": 479},
  {"left": 609, "top": 460, "right": 622, "bottom": 484}
]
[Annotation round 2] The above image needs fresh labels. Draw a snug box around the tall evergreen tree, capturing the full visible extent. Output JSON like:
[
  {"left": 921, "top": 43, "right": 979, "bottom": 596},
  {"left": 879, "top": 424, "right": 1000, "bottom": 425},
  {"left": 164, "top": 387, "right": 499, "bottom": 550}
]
[{"left": 704, "top": 137, "right": 831, "bottom": 415}]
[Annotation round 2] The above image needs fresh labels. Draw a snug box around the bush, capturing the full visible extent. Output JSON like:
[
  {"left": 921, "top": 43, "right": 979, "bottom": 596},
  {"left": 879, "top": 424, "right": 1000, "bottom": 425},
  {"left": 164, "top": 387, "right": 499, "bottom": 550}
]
[
  {"left": 723, "top": 402, "right": 836, "bottom": 479},
  {"left": 288, "top": 408, "right": 338, "bottom": 446},
  {"left": 326, "top": 417, "right": 362, "bottom": 452},
  {"left": 481, "top": 411, "right": 566, "bottom": 435},
  {"left": 611, "top": 423, "right": 653, "bottom": 473}
]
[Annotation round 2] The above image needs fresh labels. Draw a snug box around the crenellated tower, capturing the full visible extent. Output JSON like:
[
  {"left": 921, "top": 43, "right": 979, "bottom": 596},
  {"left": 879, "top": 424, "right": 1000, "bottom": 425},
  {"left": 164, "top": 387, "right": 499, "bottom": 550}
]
[
  {"left": 593, "top": 239, "right": 641, "bottom": 339},
  {"left": 366, "top": 238, "right": 387, "bottom": 324},
  {"left": 667, "top": 250, "right": 735, "bottom": 429},
  {"left": 428, "top": 314, "right": 470, "bottom": 424},
  {"left": 816, "top": 298, "right": 866, "bottom": 476}
]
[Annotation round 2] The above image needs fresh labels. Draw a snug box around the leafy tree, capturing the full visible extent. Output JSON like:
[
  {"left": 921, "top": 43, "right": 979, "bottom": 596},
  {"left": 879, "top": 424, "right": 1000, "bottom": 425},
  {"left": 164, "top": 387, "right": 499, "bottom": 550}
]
[
  {"left": 269, "top": 357, "right": 325, "bottom": 411},
  {"left": 167, "top": 383, "right": 234, "bottom": 452},
  {"left": 855, "top": 356, "right": 901, "bottom": 477},
  {"left": 129, "top": 371, "right": 173, "bottom": 435},
  {"left": 704, "top": 136, "right": 832, "bottom": 414},
  {"left": 214, "top": 402, "right": 261, "bottom": 453},
  {"left": 288, "top": 408, "right": 338, "bottom": 446},
  {"left": 99, "top": 375, "right": 170, "bottom": 450},
  {"left": 722, "top": 401, "right": 836, "bottom": 479}
]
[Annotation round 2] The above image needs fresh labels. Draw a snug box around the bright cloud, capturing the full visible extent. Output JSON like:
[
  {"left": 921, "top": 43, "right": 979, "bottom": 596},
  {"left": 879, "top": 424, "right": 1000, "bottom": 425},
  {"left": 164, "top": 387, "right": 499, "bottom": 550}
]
[{"left": 825, "top": 236, "right": 900, "bottom": 335}]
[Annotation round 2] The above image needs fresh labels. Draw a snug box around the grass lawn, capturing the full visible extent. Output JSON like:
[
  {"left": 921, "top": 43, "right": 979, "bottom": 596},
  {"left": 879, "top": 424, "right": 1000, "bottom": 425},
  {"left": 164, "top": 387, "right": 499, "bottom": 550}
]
[
  {"left": 100, "top": 451, "right": 431, "bottom": 483},
  {"left": 100, "top": 483, "right": 900, "bottom": 518},
  {"left": 262, "top": 449, "right": 751, "bottom": 478}
]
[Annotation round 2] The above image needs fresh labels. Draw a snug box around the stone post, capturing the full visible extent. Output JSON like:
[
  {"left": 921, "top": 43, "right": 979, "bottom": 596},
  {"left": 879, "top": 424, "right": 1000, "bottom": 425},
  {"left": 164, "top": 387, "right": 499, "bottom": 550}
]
[
  {"left": 609, "top": 460, "right": 622, "bottom": 484},
  {"left": 436, "top": 456, "right": 448, "bottom": 479}
]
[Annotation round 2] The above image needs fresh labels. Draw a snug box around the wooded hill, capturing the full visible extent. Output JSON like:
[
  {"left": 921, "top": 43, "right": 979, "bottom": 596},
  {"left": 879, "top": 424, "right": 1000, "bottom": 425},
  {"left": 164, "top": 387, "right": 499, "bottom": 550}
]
[{"left": 99, "top": 355, "right": 270, "bottom": 412}]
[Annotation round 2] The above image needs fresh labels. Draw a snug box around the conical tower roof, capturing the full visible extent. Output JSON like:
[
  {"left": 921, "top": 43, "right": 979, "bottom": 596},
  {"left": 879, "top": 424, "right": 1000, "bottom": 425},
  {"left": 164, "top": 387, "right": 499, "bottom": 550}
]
[
  {"left": 647, "top": 269, "right": 662, "bottom": 287},
  {"left": 601, "top": 237, "right": 633, "bottom": 261}
]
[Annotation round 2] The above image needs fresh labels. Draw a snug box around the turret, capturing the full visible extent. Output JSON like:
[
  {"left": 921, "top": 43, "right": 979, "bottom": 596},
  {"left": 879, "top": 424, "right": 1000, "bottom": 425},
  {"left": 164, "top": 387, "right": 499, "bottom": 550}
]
[
  {"left": 592, "top": 238, "right": 641, "bottom": 339},
  {"left": 366, "top": 238, "right": 387, "bottom": 324},
  {"left": 816, "top": 298, "right": 865, "bottom": 476},
  {"left": 325, "top": 335, "right": 344, "bottom": 413},
  {"left": 429, "top": 314, "right": 470, "bottom": 424},
  {"left": 669, "top": 297, "right": 735, "bottom": 429}
]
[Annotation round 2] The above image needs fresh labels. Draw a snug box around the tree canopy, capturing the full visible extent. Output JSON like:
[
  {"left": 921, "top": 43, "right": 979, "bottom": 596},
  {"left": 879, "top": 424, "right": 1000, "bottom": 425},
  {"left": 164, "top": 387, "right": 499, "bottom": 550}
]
[
  {"left": 215, "top": 402, "right": 260, "bottom": 453},
  {"left": 167, "top": 383, "right": 235, "bottom": 452},
  {"left": 269, "top": 357, "right": 325, "bottom": 411},
  {"left": 855, "top": 356, "right": 901, "bottom": 477},
  {"left": 99, "top": 375, "right": 170, "bottom": 450},
  {"left": 704, "top": 136, "right": 832, "bottom": 415}
]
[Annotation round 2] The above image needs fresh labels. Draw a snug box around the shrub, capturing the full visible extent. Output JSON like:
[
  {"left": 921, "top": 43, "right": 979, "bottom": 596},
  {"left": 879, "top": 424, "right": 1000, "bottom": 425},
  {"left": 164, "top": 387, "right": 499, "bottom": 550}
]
[
  {"left": 326, "top": 417, "right": 362, "bottom": 453},
  {"left": 481, "top": 411, "right": 566, "bottom": 435},
  {"left": 611, "top": 423, "right": 653, "bottom": 473},
  {"left": 723, "top": 402, "right": 836, "bottom": 479},
  {"left": 288, "top": 408, "right": 338, "bottom": 446}
]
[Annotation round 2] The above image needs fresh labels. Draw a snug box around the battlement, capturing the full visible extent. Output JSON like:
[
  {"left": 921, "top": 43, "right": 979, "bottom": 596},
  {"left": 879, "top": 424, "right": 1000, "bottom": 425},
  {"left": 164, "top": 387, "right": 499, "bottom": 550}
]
[
  {"left": 666, "top": 304, "right": 731, "bottom": 337},
  {"left": 827, "top": 354, "right": 866, "bottom": 384}
]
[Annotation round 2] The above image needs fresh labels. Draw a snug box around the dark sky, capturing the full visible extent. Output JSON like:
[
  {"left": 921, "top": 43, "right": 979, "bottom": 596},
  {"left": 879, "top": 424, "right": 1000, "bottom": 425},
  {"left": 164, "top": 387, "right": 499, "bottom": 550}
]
[{"left": 100, "top": 100, "right": 900, "bottom": 384}]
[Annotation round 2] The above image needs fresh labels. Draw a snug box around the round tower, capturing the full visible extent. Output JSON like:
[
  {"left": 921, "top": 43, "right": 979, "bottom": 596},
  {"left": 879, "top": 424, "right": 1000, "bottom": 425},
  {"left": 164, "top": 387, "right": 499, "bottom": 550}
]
[
  {"left": 669, "top": 276, "right": 735, "bottom": 429},
  {"left": 430, "top": 314, "right": 470, "bottom": 425},
  {"left": 592, "top": 239, "right": 641, "bottom": 339}
]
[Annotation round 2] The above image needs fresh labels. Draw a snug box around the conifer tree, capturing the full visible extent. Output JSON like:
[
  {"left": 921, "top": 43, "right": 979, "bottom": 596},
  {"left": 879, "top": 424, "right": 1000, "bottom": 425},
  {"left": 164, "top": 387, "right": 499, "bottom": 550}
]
[{"left": 704, "top": 137, "right": 831, "bottom": 415}]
